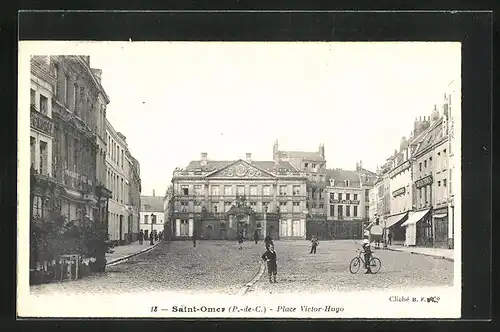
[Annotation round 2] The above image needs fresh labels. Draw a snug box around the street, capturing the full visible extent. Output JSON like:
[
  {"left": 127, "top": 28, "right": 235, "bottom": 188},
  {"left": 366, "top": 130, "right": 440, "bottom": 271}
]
[{"left": 30, "top": 240, "right": 453, "bottom": 296}]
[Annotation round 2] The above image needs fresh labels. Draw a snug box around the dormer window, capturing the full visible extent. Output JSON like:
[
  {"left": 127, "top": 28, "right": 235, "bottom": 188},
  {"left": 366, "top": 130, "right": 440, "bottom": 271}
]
[{"left": 345, "top": 180, "right": 350, "bottom": 187}]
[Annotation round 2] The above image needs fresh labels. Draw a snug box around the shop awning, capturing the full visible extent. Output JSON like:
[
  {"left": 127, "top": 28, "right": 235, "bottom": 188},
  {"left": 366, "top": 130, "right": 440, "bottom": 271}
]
[
  {"left": 402, "top": 209, "right": 430, "bottom": 227},
  {"left": 433, "top": 213, "right": 447, "bottom": 219},
  {"left": 383, "top": 213, "right": 407, "bottom": 229}
]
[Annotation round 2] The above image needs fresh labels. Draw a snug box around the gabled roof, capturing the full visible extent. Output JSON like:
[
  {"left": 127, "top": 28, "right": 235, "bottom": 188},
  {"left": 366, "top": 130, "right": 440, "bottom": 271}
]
[
  {"left": 414, "top": 118, "right": 444, "bottom": 156},
  {"left": 206, "top": 159, "right": 276, "bottom": 178},
  {"left": 278, "top": 150, "right": 325, "bottom": 162},
  {"left": 183, "top": 159, "right": 298, "bottom": 173},
  {"left": 140, "top": 196, "right": 164, "bottom": 212},
  {"left": 326, "top": 169, "right": 361, "bottom": 187}
]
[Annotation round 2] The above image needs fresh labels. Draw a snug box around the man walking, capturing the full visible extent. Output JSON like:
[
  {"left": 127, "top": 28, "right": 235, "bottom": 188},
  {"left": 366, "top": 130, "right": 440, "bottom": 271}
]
[
  {"left": 262, "top": 244, "right": 278, "bottom": 283},
  {"left": 192, "top": 229, "right": 197, "bottom": 248},
  {"left": 253, "top": 229, "right": 259, "bottom": 244},
  {"left": 387, "top": 232, "right": 392, "bottom": 246},
  {"left": 238, "top": 231, "right": 244, "bottom": 250},
  {"left": 139, "top": 230, "right": 144, "bottom": 245}
]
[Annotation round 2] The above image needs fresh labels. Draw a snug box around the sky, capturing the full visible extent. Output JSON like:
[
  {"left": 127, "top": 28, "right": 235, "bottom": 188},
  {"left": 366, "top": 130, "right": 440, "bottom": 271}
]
[{"left": 45, "top": 42, "right": 461, "bottom": 197}]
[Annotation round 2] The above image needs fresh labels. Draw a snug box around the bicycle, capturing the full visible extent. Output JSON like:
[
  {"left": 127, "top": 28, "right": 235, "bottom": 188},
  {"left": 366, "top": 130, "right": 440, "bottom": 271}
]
[{"left": 349, "top": 249, "right": 381, "bottom": 274}]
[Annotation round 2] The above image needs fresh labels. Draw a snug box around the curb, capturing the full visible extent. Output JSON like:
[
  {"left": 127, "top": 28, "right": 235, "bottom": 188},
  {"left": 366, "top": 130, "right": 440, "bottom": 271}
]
[
  {"left": 235, "top": 260, "right": 266, "bottom": 296},
  {"left": 386, "top": 247, "right": 454, "bottom": 262},
  {"left": 106, "top": 242, "right": 161, "bottom": 266}
]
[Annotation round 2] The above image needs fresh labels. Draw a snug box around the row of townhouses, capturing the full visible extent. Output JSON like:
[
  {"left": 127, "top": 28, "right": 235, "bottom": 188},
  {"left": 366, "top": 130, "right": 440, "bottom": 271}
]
[
  {"left": 29, "top": 55, "right": 141, "bottom": 269},
  {"left": 368, "top": 80, "right": 459, "bottom": 249},
  {"left": 163, "top": 142, "right": 378, "bottom": 241}
]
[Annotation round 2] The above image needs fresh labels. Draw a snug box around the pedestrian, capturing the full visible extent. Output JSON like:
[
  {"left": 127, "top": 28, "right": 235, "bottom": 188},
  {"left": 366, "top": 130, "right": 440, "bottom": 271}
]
[
  {"left": 387, "top": 232, "right": 392, "bottom": 246},
  {"left": 253, "top": 230, "right": 259, "bottom": 244},
  {"left": 149, "top": 232, "right": 153, "bottom": 243},
  {"left": 154, "top": 231, "right": 158, "bottom": 242},
  {"left": 139, "top": 230, "right": 144, "bottom": 245},
  {"left": 262, "top": 244, "right": 278, "bottom": 283},
  {"left": 192, "top": 229, "right": 197, "bottom": 248},
  {"left": 264, "top": 234, "right": 273, "bottom": 250},
  {"left": 362, "top": 239, "right": 374, "bottom": 274},
  {"left": 310, "top": 235, "right": 319, "bottom": 254},
  {"left": 144, "top": 231, "right": 148, "bottom": 242},
  {"left": 158, "top": 231, "right": 163, "bottom": 241},
  {"left": 238, "top": 231, "right": 244, "bottom": 250}
]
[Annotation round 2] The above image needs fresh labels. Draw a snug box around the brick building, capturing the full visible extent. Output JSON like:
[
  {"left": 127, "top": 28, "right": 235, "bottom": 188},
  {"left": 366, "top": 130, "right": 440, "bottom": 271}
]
[{"left": 169, "top": 152, "right": 308, "bottom": 240}]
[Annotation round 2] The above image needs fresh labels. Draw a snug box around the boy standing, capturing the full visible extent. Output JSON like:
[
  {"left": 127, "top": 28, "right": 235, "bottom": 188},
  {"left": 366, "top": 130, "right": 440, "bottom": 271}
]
[
  {"left": 362, "top": 239, "right": 373, "bottom": 274},
  {"left": 238, "top": 231, "right": 244, "bottom": 250},
  {"left": 310, "top": 236, "right": 319, "bottom": 254},
  {"left": 262, "top": 244, "right": 277, "bottom": 283}
]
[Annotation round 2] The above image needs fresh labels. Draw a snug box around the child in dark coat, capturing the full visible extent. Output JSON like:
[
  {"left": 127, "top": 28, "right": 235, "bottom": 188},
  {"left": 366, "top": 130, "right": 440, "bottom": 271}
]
[
  {"left": 237, "top": 231, "right": 244, "bottom": 250},
  {"left": 310, "top": 236, "right": 319, "bottom": 254},
  {"left": 262, "top": 244, "right": 277, "bottom": 283}
]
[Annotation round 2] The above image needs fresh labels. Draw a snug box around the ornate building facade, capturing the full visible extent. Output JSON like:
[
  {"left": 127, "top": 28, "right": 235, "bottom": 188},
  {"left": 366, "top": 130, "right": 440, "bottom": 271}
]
[
  {"left": 170, "top": 152, "right": 308, "bottom": 240},
  {"left": 29, "top": 55, "right": 112, "bottom": 267}
]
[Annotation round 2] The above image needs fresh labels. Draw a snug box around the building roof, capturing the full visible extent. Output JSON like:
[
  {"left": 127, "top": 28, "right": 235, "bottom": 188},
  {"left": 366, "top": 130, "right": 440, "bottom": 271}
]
[
  {"left": 184, "top": 160, "right": 298, "bottom": 173},
  {"left": 325, "top": 169, "right": 361, "bottom": 187},
  {"left": 279, "top": 150, "right": 325, "bottom": 162},
  {"left": 414, "top": 118, "right": 444, "bottom": 156},
  {"left": 140, "top": 195, "right": 164, "bottom": 212}
]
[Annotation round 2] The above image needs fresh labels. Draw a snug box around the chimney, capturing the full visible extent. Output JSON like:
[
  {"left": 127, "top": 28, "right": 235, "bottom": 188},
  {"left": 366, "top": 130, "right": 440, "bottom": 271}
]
[
  {"left": 359, "top": 160, "right": 363, "bottom": 170},
  {"left": 201, "top": 152, "right": 208, "bottom": 166},
  {"left": 246, "top": 153, "right": 252, "bottom": 163},
  {"left": 153, "top": 189, "right": 155, "bottom": 197},
  {"left": 319, "top": 143, "right": 325, "bottom": 158}
]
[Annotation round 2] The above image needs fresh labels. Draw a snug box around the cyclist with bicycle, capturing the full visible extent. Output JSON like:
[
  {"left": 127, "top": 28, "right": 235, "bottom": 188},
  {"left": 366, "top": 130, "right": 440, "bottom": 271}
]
[{"left": 362, "top": 239, "right": 373, "bottom": 274}]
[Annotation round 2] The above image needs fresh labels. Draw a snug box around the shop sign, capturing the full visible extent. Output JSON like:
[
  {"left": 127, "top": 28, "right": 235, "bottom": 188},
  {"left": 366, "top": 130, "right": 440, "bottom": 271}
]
[
  {"left": 415, "top": 175, "right": 433, "bottom": 189},
  {"left": 329, "top": 199, "right": 360, "bottom": 205},
  {"left": 392, "top": 187, "right": 406, "bottom": 197}
]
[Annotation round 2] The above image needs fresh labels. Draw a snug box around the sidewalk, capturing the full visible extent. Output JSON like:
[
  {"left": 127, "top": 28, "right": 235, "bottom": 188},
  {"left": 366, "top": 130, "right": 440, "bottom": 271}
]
[
  {"left": 106, "top": 240, "right": 160, "bottom": 265},
  {"left": 386, "top": 245, "right": 454, "bottom": 262}
]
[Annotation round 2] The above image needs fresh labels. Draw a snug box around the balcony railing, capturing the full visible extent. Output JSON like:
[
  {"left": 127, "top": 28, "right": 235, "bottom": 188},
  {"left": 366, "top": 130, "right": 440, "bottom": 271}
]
[{"left": 30, "top": 105, "right": 53, "bottom": 136}]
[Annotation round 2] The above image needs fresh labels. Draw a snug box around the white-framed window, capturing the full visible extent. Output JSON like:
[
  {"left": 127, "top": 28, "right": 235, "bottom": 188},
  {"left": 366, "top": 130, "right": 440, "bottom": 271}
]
[
  {"left": 39, "top": 140, "right": 48, "bottom": 175},
  {"left": 263, "top": 185, "right": 271, "bottom": 196},
  {"left": 180, "top": 220, "right": 189, "bottom": 236},
  {"left": 279, "top": 185, "right": 287, "bottom": 196},
  {"left": 262, "top": 202, "right": 270, "bottom": 212},
  {"left": 194, "top": 185, "right": 203, "bottom": 195},
  {"left": 250, "top": 185, "right": 258, "bottom": 196},
  {"left": 181, "top": 186, "right": 189, "bottom": 196},
  {"left": 211, "top": 185, "right": 219, "bottom": 196},
  {"left": 40, "top": 94, "right": 48, "bottom": 115},
  {"left": 212, "top": 202, "right": 219, "bottom": 213},
  {"left": 292, "top": 201, "right": 300, "bottom": 213},
  {"left": 346, "top": 206, "right": 351, "bottom": 217},
  {"left": 237, "top": 185, "right": 245, "bottom": 196},
  {"left": 224, "top": 201, "right": 232, "bottom": 212},
  {"left": 279, "top": 201, "right": 287, "bottom": 212},
  {"left": 181, "top": 201, "right": 189, "bottom": 212},
  {"left": 250, "top": 202, "right": 257, "bottom": 208},
  {"left": 144, "top": 215, "right": 149, "bottom": 224},
  {"left": 293, "top": 185, "right": 300, "bottom": 196},
  {"left": 224, "top": 185, "right": 232, "bottom": 196},
  {"left": 346, "top": 193, "right": 350, "bottom": 200}
]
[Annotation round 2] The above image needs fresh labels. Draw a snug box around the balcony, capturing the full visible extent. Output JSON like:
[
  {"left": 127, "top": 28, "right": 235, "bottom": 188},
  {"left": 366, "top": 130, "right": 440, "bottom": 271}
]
[{"left": 30, "top": 105, "right": 53, "bottom": 136}]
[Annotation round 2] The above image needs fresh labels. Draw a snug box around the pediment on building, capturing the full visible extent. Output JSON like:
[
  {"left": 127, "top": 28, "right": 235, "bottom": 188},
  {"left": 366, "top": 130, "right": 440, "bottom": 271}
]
[{"left": 205, "top": 160, "right": 275, "bottom": 179}]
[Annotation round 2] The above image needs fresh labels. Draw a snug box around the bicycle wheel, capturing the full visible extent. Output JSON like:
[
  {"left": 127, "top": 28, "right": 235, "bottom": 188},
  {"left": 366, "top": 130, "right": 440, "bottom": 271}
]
[
  {"left": 349, "top": 257, "right": 361, "bottom": 274},
  {"left": 369, "top": 257, "right": 381, "bottom": 274}
]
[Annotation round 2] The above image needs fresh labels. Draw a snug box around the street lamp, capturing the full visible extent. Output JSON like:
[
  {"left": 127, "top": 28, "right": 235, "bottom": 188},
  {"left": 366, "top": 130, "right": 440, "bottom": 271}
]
[{"left": 150, "top": 213, "right": 155, "bottom": 245}]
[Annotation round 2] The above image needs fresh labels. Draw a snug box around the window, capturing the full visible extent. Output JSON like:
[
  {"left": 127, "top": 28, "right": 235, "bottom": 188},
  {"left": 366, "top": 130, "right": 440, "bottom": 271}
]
[
  {"left": 237, "top": 185, "right": 245, "bottom": 196},
  {"left": 346, "top": 206, "right": 351, "bottom": 217},
  {"left": 224, "top": 201, "right": 232, "bottom": 212},
  {"left": 64, "top": 75, "right": 69, "bottom": 104},
  {"left": 443, "top": 149, "right": 447, "bottom": 155},
  {"left": 262, "top": 202, "right": 270, "bottom": 212},
  {"left": 30, "top": 137, "right": 36, "bottom": 169},
  {"left": 424, "top": 160, "right": 427, "bottom": 168},
  {"left": 338, "top": 205, "right": 343, "bottom": 217},
  {"left": 354, "top": 206, "right": 358, "bottom": 217},
  {"left": 32, "top": 196, "right": 43, "bottom": 219},
  {"left": 311, "top": 203, "right": 317, "bottom": 209},
  {"left": 319, "top": 203, "right": 324, "bottom": 209},
  {"left": 181, "top": 186, "right": 189, "bottom": 196},
  {"left": 292, "top": 185, "right": 300, "bottom": 196},
  {"left": 180, "top": 220, "right": 189, "bottom": 236},
  {"left": 330, "top": 193, "right": 335, "bottom": 200},
  {"left": 73, "top": 83, "right": 78, "bottom": 109},
  {"left": 443, "top": 179, "right": 447, "bottom": 187},
  {"left": 279, "top": 201, "right": 287, "bottom": 212},
  {"left": 30, "top": 89, "right": 36, "bottom": 106},
  {"left": 213, "top": 203, "right": 218, "bottom": 213},
  {"left": 194, "top": 185, "right": 203, "bottom": 195},
  {"left": 346, "top": 193, "right": 350, "bottom": 200},
  {"left": 181, "top": 202, "right": 188, "bottom": 212},
  {"left": 151, "top": 215, "right": 157, "bottom": 224},
  {"left": 211, "top": 185, "right": 219, "bottom": 196},
  {"left": 429, "top": 156, "right": 433, "bottom": 167},
  {"left": 306, "top": 202, "right": 309, "bottom": 209},
  {"left": 304, "top": 163, "right": 309, "bottom": 167},
  {"left": 39, "top": 141, "right": 47, "bottom": 175},
  {"left": 144, "top": 215, "right": 149, "bottom": 224},
  {"left": 263, "top": 185, "right": 271, "bottom": 196},
  {"left": 438, "top": 181, "right": 441, "bottom": 187},
  {"left": 279, "top": 185, "right": 287, "bottom": 196},
  {"left": 345, "top": 180, "right": 350, "bottom": 187},
  {"left": 330, "top": 204, "right": 335, "bottom": 217},
  {"left": 419, "top": 188, "right": 422, "bottom": 199},
  {"left": 354, "top": 193, "right": 358, "bottom": 201},
  {"left": 338, "top": 193, "right": 343, "bottom": 201},
  {"left": 250, "top": 185, "right": 258, "bottom": 196},
  {"left": 250, "top": 202, "right": 257, "bottom": 207},
  {"left": 223, "top": 185, "right": 232, "bottom": 196},
  {"left": 419, "top": 163, "right": 422, "bottom": 171},
  {"left": 292, "top": 201, "right": 300, "bottom": 212},
  {"left": 312, "top": 163, "right": 316, "bottom": 168}
]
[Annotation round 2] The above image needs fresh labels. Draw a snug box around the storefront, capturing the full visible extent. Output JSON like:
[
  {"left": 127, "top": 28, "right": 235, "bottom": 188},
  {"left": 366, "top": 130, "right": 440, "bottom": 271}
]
[
  {"left": 433, "top": 208, "right": 449, "bottom": 248},
  {"left": 383, "top": 212, "right": 408, "bottom": 244}
]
